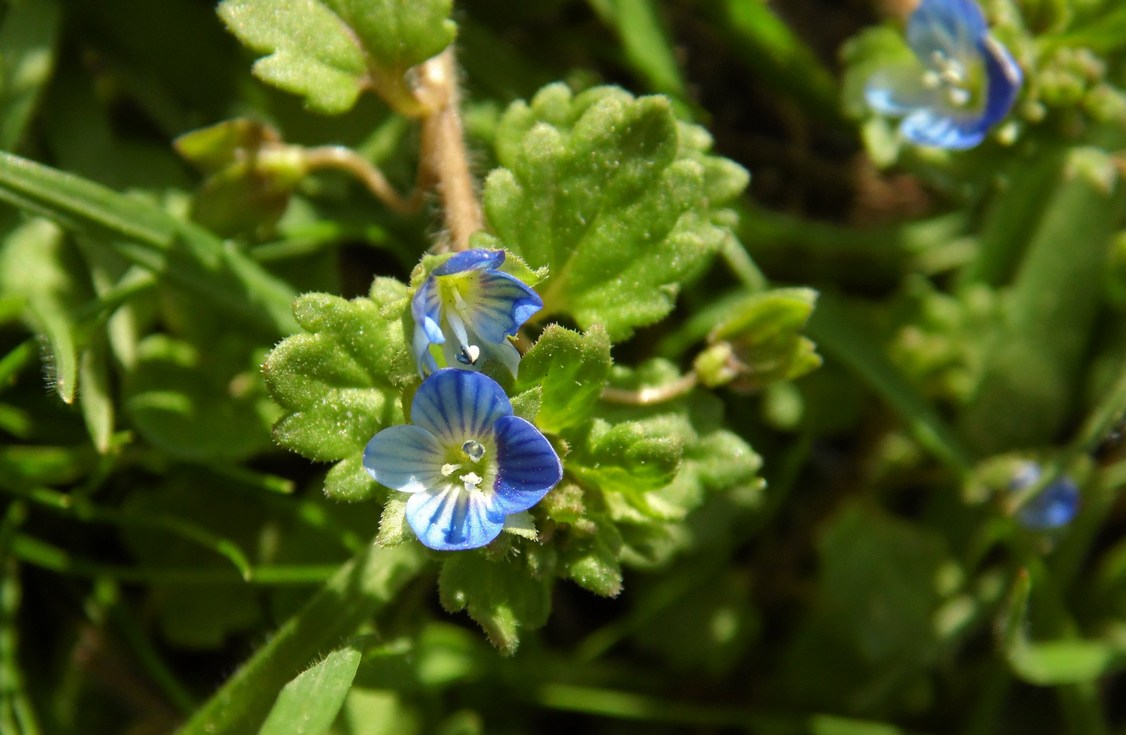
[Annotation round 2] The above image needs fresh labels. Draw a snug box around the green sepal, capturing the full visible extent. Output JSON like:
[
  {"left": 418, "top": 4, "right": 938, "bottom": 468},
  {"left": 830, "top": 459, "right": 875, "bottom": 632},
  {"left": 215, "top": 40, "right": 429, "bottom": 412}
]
[
  {"left": 375, "top": 495, "right": 410, "bottom": 547},
  {"left": 485, "top": 84, "right": 747, "bottom": 340},
  {"left": 698, "top": 287, "right": 822, "bottom": 391},
  {"left": 438, "top": 549, "right": 555, "bottom": 655},
  {"left": 175, "top": 119, "right": 307, "bottom": 239},
  {"left": 514, "top": 324, "right": 612, "bottom": 434}
]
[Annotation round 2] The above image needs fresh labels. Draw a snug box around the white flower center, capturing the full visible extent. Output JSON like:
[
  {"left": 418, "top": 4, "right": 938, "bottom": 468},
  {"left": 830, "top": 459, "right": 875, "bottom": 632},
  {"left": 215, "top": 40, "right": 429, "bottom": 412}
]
[{"left": 924, "top": 51, "right": 973, "bottom": 108}]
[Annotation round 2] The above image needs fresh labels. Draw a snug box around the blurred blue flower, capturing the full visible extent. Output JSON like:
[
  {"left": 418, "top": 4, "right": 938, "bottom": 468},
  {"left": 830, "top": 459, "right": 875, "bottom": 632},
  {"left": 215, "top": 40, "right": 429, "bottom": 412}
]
[
  {"left": 412, "top": 249, "right": 542, "bottom": 376},
  {"left": 1010, "top": 462, "right": 1080, "bottom": 530},
  {"left": 865, "top": 0, "right": 1022, "bottom": 149},
  {"left": 363, "top": 369, "right": 562, "bottom": 551}
]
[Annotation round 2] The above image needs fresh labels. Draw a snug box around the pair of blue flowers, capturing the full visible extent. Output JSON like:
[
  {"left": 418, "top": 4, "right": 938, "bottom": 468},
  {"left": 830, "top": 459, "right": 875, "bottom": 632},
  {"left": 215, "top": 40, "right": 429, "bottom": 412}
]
[
  {"left": 363, "top": 250, "right": 562, "bottom": 551},
  {"left": 866, "top": 0, "right": 1022, "bottom": 149}
]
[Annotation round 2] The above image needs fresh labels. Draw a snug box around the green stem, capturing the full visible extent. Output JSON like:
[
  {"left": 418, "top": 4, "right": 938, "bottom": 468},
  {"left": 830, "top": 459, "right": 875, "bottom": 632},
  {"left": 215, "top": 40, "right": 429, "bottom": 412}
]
[
  {"left": 10, "top": 534, "right": 340, "bottom": 585},
  {"left": 175, "top": 543, "right": 427, "bottom": 735}
]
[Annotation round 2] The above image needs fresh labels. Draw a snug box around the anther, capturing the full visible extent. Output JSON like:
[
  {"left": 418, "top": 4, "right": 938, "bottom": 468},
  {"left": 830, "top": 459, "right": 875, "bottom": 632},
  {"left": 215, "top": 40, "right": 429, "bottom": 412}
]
[{"left": 462, "top": 440, "right": 486, "bottom": 462}]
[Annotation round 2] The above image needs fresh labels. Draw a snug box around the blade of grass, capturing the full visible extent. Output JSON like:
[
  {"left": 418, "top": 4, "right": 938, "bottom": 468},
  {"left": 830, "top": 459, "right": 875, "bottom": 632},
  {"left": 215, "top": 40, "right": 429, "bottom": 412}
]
[
  {"left": 0, "top": 151, "right": 298, "bottom": 336},
  {"left": 175, "top": 543, "right": 426, "bottom": 735},
  {"left": 0, "top": 0, "right": 61, "bottom": 151},
  {"left": 807, "top": 293, "right": 973, "bottom": 474}
]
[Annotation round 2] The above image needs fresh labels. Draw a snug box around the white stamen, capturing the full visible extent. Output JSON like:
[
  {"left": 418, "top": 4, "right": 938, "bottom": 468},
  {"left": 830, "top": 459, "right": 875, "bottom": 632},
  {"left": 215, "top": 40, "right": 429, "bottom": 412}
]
[
  {"left": 460, "top": 471, "right": 483, "bottom": 491},
  {"left": 441, "top": 463, "right": 461, "bottom": 477}
]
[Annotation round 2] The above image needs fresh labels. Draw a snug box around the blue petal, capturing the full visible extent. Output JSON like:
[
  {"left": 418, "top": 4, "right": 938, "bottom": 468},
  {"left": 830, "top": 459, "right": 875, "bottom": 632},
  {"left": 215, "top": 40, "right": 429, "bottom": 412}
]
[
  {"left": 1011, "top": 463, "right": 1080, "bottom": 530},
  {"left": 406, "top": 484, "right": 504, "bottom": 550},
  {"left": 411, "top": 278, "right": 445, "bottom": 375},
  {"left": 465, "top": 270, "right": 543, "bottom": 343},
  {"left": 975, "top": 35, "right": 1022, "bottom": 132},
  {"left": 363, "top": 425, "right": 445, "bottom": 493},
  {"left": 900, "top": 107, "right": 987, "bottom": 149},
  {"left": 410, "top": 369, "right": 512, "bottom": 443},
  {"left": 489, "top": 415, "right": 562, "bottom": 516},
  {"left": 434, "top": 249, "right": 505, "bottom": 276},
  {"left": 907, "top": 0, "right": 987, "bottom": 64}
]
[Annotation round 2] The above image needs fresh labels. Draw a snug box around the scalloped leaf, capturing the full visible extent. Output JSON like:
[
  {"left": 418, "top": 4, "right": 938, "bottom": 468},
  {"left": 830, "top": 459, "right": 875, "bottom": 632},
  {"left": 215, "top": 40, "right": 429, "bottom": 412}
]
[
  {"left": 263, "top": 277, "right": 414, "bottom": 500},
  {"left": 218, "top": 0, "right": 455, "bottom": 114},
  {"left": 485, "top": 84, "right": 748, "bottom": 340}
]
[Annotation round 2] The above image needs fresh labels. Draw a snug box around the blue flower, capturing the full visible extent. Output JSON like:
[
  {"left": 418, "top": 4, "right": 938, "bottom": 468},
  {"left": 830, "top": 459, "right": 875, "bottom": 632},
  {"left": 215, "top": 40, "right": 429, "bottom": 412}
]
[
  {"left": 411, "top": 249, "right": 543, "bottom": 376},
  {"left": 1010, "top": 462, "right": 1080, "bottom": 530},
  {"left": 865, "top": 0, "right": 1022, "bottom": 149},
  {"left": 363, "top": 369, "right": 562, "bottom": 551}
]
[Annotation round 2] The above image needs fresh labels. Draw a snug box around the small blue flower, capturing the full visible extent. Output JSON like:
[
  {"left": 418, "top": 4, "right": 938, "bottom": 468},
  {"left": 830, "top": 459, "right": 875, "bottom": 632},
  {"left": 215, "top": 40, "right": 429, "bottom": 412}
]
[
  {"left": 1010, "top": 462, "right": 1080, "bottom": 530},
  {"left": 363, "top": 369, "right": 562, "bottom": 551},
  {"left": 865, "top": 0, "right": 1022, "bottom": 149},
  {"left": 412, "top": 249, "right": 543, "bottom": 376}
]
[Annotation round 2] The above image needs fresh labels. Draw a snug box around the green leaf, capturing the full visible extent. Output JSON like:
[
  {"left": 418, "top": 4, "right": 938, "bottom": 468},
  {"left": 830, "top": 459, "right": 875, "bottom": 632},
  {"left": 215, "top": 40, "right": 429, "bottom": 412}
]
[
  {"left": 569, "top": 417, "right": 684, "bottom": 501},
  {"left": 79, "top": 336, "right": 114, "bottom": 453},
  {"left": 0, "top": 216, "right": 90, "bottom": 403},
  {"left": 514, "top": 324, "right": 611, "bottom": 434},
  {"left": 258, "top": 642, "right": 362, "bottom": 735},
  {"left": 0, "top": 150, "right": 298, "bottom": 337},
  {"left": 438, "top": 551, "right": 554, "bottom": 655},
  {"left": 218, "top": 0, "right": 455, "bottom": 114},
  {"left": 0, "top": 0, "right": 61, "bottom": 151},
  {"left": 263, "top": 280, "right": 413, "bottom": 500},
  {"left": 485, "top": 84, "right": 747, "bottom": 340},
  {"left": 124, "top": 336, "right": 278, "bottom": 462},
  {"left": 561, "top": 530, "right": 623, "bottom": 597},
  {"left": 959, "top": 147, "right": 1126, "bottom": 454},
  {"left": 177, "top": 544, "right": 426, "bottom": 735}
]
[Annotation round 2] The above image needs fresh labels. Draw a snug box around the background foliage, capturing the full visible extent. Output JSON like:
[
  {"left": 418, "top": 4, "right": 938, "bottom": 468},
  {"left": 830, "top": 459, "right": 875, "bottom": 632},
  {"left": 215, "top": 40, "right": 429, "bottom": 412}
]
[{"left": 1, "top": 0, "right": 1125, "bottom": 734}]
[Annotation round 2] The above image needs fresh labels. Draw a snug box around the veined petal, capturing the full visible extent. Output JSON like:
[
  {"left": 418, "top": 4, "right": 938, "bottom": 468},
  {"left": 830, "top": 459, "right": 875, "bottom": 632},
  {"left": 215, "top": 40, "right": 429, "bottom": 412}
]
[
  {"left": 410, "top": 369, "right": 512, "bottom": 442},
  {"left": 405, "top": 483, "right": 504, "bottom": 550},
  {"left": 489, "top": 415, "right": 563, "bottom": 516},
  {"left": 907, "top": 0, "right": 986, "bottom": 64},
  {"left": 465, "top": 270, "right": 544, "bottom": 343},
  {"left": 901, "top": 107, "right": 986, "bottom": 149},
  {"left": 434, "top": 248, "right": 505, "bottom": 276},
  {"left": 363, "top": 424, "right": 445, "bottom": 493}
]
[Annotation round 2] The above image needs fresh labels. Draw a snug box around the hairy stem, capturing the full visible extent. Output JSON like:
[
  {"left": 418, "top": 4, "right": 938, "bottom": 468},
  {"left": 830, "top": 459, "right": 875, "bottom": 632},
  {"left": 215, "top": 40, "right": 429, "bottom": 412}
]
[
  {"left": 600, "top": 372, "right": 699, "bottom": 406},
  {"left": 417, "top": 48, "right": 482, "bottom": 251},
  {"left": 303, "top": 146, "right": 424, "bottom": 214}
]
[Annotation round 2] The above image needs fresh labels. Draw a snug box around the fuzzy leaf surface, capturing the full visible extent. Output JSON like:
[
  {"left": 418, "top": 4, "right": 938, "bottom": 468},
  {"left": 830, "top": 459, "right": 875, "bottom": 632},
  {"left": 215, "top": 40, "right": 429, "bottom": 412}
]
[
  {"left": 485, "top": 84, "right": 747, "bottom": 340},
  {"left": 264, "top": 278, "right": 414, "bottom": 500}
]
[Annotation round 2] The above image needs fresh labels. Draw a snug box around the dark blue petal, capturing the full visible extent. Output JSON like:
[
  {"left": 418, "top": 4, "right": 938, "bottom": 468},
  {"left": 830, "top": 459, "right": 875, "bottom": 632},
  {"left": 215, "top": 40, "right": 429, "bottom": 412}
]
[
  {"left": 410, "top": 369, "right": 512, "bottom": 443},
  {"left": 908, "top": 0, "right": 987, "bottom": 63},
  {"left": 363, "top": 425, "right": 444, "bottom": 493},
  {"left": 434, "top": 249, "right": 506, "bottom": 276},
  {"left": 975, "top": 35, "right": 1022, "bottom": 132},
  {"left": 490, "top": 415, "right": 562, "bottom": 516},
  {"left": 406, "top": 484, "right": 503, "bottom": 550},
  {"left": 1010, "top": 463, "right": 1080, "bottom": 530},
  {"left": 466, "top": 270, "right": 544, "bottom": 343}
]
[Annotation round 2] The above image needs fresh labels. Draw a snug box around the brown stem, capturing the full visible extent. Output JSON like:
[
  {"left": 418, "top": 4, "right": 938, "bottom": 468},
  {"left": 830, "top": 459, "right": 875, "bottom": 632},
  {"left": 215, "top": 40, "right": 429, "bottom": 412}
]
[
  {"left": 302, "top": 146, "right": 424, "bottom": 214},
  {"left": 416, "top": 48, "right": 483, "bottom": 251},
  {"left": 600, "top": 372, "right": 699, "bottom": 406}
]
